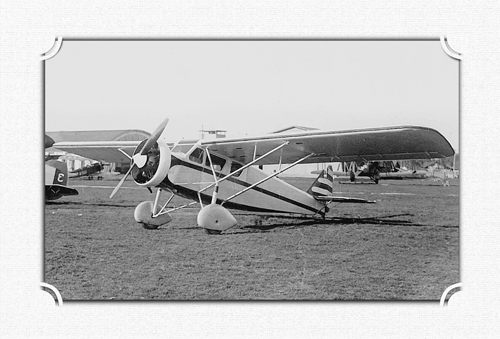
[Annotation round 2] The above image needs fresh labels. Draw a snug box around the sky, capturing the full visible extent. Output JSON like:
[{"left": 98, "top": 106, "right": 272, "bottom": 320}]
[{"left": 45, "top": 40, "right": 459, "bottom": 150}]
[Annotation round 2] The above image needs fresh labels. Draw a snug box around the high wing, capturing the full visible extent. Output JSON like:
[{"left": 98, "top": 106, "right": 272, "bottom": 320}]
[
  {"left": 51, "top": 141, "right": 141, "bottom": 163},
  {"left": 201, "top": 126, "right": 454, "bottom": 165}
]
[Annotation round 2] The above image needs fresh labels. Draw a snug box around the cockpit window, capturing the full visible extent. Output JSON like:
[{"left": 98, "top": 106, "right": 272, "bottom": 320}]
[
  {"left": 205, "top": 153, "right": 226, "bottom": 172},
  {"left": 171, "top": 140, "right": 197, "bottom": 154},
  {"left": 189, "top": 148, "right": 204, "bottom": 164},
  {"left": 172, "top": 144, "right": 194, "bottom": 154}
]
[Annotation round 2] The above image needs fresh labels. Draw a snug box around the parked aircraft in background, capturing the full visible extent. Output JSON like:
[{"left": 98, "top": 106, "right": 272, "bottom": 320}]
[
  {"left": 45, "top": 160, "right": 79, "bottom": 200},
  {"left": 318, "top": 159, "right": 456, "bottom": 184},
  {"left": 69, "top": 162, "right": 104, "bottom": 179},
  {"left": 52, "top": 119, "right": 454, "bottom": 233},
  {"left": 334, "top": 161, "right": 428, "bottom": 183},
  {"left": 44, "top": 135, "right": 78, "bottom": 200}
]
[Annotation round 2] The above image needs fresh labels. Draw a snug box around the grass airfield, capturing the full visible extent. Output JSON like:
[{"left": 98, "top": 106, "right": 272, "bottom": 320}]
[{"left": 44, "top": 176, "right": 459, "bottom": 301}]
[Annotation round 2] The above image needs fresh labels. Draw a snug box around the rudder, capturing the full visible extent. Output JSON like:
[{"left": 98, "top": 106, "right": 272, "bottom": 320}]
[{"left": 308, "top": 165, "right": 335, "bottom": 198}]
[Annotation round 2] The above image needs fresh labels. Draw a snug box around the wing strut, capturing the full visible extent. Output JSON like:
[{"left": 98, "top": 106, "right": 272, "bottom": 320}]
[
  {"left": 117, "top": 148, "right": 132, "bottom": 160},
  {"left": 151, "top": 187, "right": 198, "bottom": 218}
]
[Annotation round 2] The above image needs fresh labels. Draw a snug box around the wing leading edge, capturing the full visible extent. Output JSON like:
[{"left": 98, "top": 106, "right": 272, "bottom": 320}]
[
  {"left": 51, "top": 141, "right": 141, "bottom": 163},
  {"left": 201, "top": 126, "right": 454, "bottom": 165}
]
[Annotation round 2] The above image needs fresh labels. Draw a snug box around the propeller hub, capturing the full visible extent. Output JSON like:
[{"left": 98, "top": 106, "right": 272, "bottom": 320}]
[
  {"left": 133, "top": 153, "right": 148, "bottom": 168},
  {"left": 109, "top": 118, "right": 169, "bottom": 199}
]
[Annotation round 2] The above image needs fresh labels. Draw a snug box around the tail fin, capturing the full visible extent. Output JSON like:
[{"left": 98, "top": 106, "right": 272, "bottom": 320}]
[
  {"left": 308, "top": 165, "right": 335, "bottom": 198},
  {"left": 45, "top": 160, "right": 69, "bottom": 186}
]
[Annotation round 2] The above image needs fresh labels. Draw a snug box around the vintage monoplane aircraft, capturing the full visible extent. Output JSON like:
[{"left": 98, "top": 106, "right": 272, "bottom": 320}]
[{"left": 52, "top": 119, "right": 454, "bottom": 233}]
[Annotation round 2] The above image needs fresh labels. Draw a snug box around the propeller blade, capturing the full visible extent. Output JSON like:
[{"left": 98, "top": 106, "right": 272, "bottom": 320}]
[
  {"left": 118, "top": 148, "right": 133, "bottom": 160},
  {"left": 110, "top": 164, "right": 135, "bottom": 199},
  {"left": 140, "top": 118, "right": 169, "bottom": 155}
]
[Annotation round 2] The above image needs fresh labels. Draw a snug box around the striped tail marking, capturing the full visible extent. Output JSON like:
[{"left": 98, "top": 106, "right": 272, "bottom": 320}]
[{"left": 308, "top": 165, "right": 335, "bottom": 198}]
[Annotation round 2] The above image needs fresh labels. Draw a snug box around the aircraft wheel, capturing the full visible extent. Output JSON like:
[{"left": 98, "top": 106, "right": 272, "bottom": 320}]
[
  {"left": 205, "top": 229, "right": 222, "bottom": 235},
  {"left": 197, "top": 204, "right": 237, "bottom": 232},
  {"left": 134, "top": 201, "right": 172, "bottom": 229}
]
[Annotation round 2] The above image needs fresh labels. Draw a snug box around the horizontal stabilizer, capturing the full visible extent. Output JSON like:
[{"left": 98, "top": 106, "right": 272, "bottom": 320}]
[
  {"left": 47, "top": 184, "right": 79, "bottom": 196},
  {"left": 314, "top": 196, "right": 375, "bottom": 204},
  {"left": 45, "top": 184, "right": 79, "bottom": 201}
]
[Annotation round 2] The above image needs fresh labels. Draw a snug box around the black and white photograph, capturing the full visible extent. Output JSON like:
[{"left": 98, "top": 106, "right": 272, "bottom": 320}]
[
  {"left": 43, "top": 39, "right": 459, "bottom": 301},
  {"left": 6, "top": 1, "right": 500, "bottom": 337}
]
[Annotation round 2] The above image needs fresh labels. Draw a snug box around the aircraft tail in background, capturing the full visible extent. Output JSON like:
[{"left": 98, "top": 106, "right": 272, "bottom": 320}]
[{"left": 45, "top": 160, "right": 79, "bottom": 200}]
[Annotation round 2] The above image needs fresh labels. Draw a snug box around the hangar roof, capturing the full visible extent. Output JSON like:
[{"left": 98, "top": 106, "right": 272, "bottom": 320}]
[{"left": 46, "top": 129, "right": 151, "bottom": 143}]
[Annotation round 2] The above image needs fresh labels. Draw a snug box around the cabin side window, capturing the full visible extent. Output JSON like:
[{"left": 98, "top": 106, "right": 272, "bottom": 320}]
[
  {"left": 230, "top": 161, "right": 243, "bottom": 177},
  {"left": 189, "top": 147, "right": 205, "bottom": 164},
  {"left": 205, "top": 153, "right": 226, "bottom": 172}
]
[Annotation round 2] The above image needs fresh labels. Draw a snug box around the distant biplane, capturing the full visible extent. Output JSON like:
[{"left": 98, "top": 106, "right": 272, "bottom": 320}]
[
  {"left": 69, "top": 162, "right": 104, "bottom": 179},
  {"left": 322, "top": 161, "right": 430, "bottom": 184},
  {"left": 52, "top": 119, "right": 454, "bottom": 233}
]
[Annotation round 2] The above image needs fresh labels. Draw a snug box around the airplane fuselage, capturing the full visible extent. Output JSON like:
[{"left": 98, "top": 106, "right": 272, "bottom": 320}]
[{"left": 155, "top": 151, "right": 326, "bottom": 216}]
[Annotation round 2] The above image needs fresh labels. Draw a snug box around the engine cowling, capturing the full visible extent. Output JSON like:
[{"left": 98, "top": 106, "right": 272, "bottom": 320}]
[{"left": 131, "top": 139, "right": 171, "bottom": 188}]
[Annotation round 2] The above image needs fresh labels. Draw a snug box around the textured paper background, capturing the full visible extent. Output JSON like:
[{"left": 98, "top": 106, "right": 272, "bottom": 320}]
[{"left": 1, "top": 1, "right": 499, "bottom": 337}]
